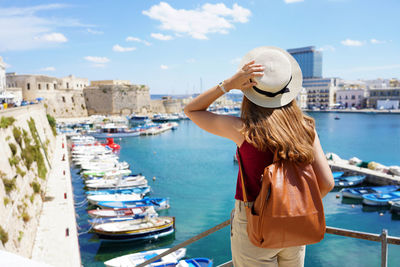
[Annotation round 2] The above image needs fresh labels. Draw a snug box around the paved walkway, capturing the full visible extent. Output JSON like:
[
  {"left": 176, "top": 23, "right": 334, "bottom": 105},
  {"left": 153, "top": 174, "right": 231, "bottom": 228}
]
[{"left": 31, "top": 134, "right": 81, "bottom": 267}]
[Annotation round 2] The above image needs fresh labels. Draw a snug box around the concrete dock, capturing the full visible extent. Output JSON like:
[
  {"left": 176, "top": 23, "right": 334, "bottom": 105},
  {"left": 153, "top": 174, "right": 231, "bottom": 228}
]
[
  {"left": 329, "top": 160, "right": 400, "bottom": 185},
  {"left": 31, "top": 134, "right": 81, "bottom": 267}
]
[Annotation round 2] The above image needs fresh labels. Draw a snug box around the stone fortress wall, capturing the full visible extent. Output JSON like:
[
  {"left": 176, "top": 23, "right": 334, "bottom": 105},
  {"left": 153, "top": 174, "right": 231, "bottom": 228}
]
[{"left": 0, "top": 104, "right": 56, "bottom": 257}]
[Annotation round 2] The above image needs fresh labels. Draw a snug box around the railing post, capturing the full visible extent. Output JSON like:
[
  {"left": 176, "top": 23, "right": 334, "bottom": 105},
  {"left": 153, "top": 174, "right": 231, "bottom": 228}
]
[{"left": 381, "top": 229, "right": 388, "bottom": 267}]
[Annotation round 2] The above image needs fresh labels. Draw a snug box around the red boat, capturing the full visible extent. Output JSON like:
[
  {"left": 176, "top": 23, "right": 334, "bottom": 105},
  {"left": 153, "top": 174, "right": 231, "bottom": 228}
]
[{"left": 101, "top": 138, "right": 120, "bottom": 150}]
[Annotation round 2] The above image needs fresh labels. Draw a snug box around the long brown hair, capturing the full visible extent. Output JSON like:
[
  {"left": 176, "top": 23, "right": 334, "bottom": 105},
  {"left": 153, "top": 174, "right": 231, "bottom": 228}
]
[{"left": 240, "top": 96, "right": 315, "bottom": 163}]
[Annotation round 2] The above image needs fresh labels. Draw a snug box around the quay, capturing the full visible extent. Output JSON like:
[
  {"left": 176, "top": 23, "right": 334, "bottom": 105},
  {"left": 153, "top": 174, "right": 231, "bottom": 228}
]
[
  {"left": 31, "top": 134, "right": 81, "bottom": 267},
  {"left": 329, "top": 160, "right": 400, "bottom": 185}
]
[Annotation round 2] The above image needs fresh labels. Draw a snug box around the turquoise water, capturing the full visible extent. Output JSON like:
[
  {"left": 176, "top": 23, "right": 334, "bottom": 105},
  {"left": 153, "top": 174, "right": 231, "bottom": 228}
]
[{"left": 72, "top": 112, "right": 400, "bottom": 267}]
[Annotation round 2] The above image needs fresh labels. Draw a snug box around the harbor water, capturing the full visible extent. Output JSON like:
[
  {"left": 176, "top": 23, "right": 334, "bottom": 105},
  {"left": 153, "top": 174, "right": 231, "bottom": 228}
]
[{"left": 72, "top": 112, "right": 400, "bottom": 266}]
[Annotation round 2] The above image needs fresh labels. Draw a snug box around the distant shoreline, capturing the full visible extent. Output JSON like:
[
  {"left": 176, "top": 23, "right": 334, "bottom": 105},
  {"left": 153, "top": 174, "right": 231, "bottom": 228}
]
[{"left": 304, "top": 109, "right": 400, "bottom": 114}]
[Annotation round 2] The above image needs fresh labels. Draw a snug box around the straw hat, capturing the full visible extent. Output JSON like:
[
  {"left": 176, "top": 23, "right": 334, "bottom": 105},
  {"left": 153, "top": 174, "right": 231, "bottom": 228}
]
[{"left": 239, "top": 46, "right": 303, "bottom": 108}]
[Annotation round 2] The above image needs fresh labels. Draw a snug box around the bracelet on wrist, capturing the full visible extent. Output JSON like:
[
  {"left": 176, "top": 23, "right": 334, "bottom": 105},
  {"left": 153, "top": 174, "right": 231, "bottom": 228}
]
[{"left": 218, "top": 81, "right": 228, "bottom": 93}]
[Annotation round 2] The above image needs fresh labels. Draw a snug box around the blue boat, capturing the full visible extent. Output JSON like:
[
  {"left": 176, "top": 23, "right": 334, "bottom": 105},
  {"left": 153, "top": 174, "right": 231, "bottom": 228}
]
[
  {"left": 332, "top": 171, "right": 344, "bottom": 178},
  {"left": 362, "top": 191, "right": 400, "bottom": 206},
  {"left": 341, "top": 185, "right": 400, "bottom": 199},
  {"left": 334, "top": 175, "right": 366, "bottom": 187},
  {"left": 97, "top": 197, "right": 169, "bottom": 210},
  {"left": 178, "top": 258, "right": 213, "bottom": 267},
  {"left": 85, "top": 186, "right": 151, "bottom": 196},
  {"left": 88, "top": 213, "right": 156, "bottom": 225}
]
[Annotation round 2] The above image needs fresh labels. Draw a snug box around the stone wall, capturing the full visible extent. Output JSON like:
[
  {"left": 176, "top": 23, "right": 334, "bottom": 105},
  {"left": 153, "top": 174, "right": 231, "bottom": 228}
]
[
  {"left": 84, "top": 84, "right": 151, "bottom": 115},
  {"left": 0, "top": 104, "right": 56, "bottom": 257},
  {"left": 149, "top": 98, "right": 184, "bottom": 114}
]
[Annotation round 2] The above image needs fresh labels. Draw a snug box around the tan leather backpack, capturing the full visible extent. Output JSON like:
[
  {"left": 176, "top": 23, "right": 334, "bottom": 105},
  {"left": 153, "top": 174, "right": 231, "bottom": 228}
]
[{"left": 237, "top": 149, "right": 326, "bottom": 248}]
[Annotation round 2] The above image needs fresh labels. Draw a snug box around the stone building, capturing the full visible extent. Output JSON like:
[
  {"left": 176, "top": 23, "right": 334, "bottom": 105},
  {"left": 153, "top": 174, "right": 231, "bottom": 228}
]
[
  {"left": 303, "top": 78, "right": 340, "bottom": 109},
  {"left": 6, "top": 73, "right": 88, "bottom": 117},
  {"left": 366, "top": 88, "right": 400, "bottom": 109},
  {"left": 84, "top": 81, "right": 150, "bottom": 115},
  {"left": 295, "top": 87, "right": 308, "bottom": 109},
  {"left": 336, "top": 89, "right": 366, "bottom": 108}
]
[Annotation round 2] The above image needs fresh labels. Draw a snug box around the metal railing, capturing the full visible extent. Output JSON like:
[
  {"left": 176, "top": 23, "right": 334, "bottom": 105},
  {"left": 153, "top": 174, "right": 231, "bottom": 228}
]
[{"left": 136, "top": 220, "right": 400, "bottom": 267}]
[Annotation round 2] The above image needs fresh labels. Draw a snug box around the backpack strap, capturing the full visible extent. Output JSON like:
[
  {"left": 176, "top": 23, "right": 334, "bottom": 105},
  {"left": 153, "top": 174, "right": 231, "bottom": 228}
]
[{"left": 236, "top": 148, "right": 249, "bottom": 203}]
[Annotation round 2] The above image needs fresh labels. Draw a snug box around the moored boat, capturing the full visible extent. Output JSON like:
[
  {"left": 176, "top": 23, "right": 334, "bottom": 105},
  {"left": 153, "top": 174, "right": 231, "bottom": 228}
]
[
  {"left": 91, "top": 124, "right": 140, "bottom": 138},
  {"left": 86, "top": 187, "right": 151, "bottom": 196},
  {"left": 362, "top": 191, "right": 400, "bottom": 206},
  {"left": 104, "top": 248, "right": 186, "bottom": 267},
  {"left": 88, "top": 206, "right": 156, "bottom": 219},
  {"left": 87, "top": 192, "right": 143, "bottom": 205},
  {"left": 334, "top": 175, "right": 366, "bottom": 187},
  {"left": 97, "top": 197, "right": 169, "bottom": 210},
  {"left": 332, "top": 171, "right": 344, "bottom": 178},
  {"left": 85, "top": 177, "right": 148, "bottom": 190},
  {"left": 341, "top": 185, "right": 400, "bottom": 199},
  {"left": 93, "top": 216, "right": 175, "bottom": 241},
  {"left": 389, "top": 200, "right": 400, "bottom": 214}
]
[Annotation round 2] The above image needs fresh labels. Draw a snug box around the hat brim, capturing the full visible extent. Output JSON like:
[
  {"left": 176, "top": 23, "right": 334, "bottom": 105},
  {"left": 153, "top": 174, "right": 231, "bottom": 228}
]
[{"left": 239, "top": 46, "right": 302, "bottom": 108}]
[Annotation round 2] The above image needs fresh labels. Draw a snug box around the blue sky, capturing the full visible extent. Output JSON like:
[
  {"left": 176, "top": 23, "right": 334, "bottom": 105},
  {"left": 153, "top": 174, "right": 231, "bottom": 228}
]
[{"left": 1, "top": 0, "right": 399, "bottom": 94}]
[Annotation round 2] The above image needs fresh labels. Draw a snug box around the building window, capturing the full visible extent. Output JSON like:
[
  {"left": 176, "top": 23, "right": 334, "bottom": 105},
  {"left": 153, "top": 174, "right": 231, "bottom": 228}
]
[
  {"left": 38, "top": 83, "right": 41, "bottom": 90},
  {"left": 71, "top": 97, "right": 74, "bottom": 103},
  {"left": 27, "top": 83, "right": 30, "bottom": 90},
  {"left": 54, "top": 83, "right": 57, "bottom": 89},
  {"left": 62, "top": 96, "right": 66, "bottom": 103},
  {"left": 66, "top": 82, "right": 69, "bottom": 89},
  {"left": 351, "top": 95, "right": 355, "bottom": 100},
  {"left": 46, "top": 84, "right": 49, "bottom": 90},
  {"left": 345, "top": 96, "right": 348, "bottom": 100}
]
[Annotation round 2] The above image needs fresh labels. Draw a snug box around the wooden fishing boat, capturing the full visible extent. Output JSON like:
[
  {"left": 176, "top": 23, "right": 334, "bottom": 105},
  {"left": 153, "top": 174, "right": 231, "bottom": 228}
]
[
  {"left": 341, "top": 185, "right": 400, "bottom": 199},
  {"left": 88, "top": 206, "right": 156, "bottom": 219},
  {"left": 334, "top": 175, "right": 366, "bottom": 187},
  {"left": 83, "top": 169, "right": 132, "bottom": 178},
  {"left": 97, "top": 198, "right": 169, "bottom": 210},
  {"left": 93, "top": 216, "right": 175, "bottom": 241},
  {"left": 104, "top": 248, "right": 186, "bottom": 267},
  {"left": 363, "top": 191, "right": 400, "bottom": 206}
]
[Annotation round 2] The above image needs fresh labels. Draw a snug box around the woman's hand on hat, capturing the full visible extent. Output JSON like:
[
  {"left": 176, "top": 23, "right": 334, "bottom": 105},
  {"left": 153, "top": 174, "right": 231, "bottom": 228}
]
[{"left": 224, "top": 60, "right": 264, "bottom": 91}]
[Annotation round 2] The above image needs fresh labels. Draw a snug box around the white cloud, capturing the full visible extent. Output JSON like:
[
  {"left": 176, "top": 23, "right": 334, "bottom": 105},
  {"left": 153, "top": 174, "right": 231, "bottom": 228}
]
[
  {"left": 126, "top": 36, "right": 152, "bottom": 46},
  {"left": 370, "top": 38, "right": 386, "bottom": 44},
  {"left": 40, "top": 66, "right": 56, "bottom": 71},
  {"left": 284, "top": 0, "right": 304, "bottom": 3},
  {"left": 87, "top": 28, "right": 103, "bottom": 35},
  {"left": 151, "top": 33, "right": 173, "bottom": 41},
  {"left": 231, "top": 57, "right": 241, "bottom": 65},
  {"left": 143, "top": 2, "right": 251, "bottom": 40},
  {"left": 84, "top": 56, "right": 110, "bottom": 65},
  {"left": 186, "top": 58, "right": 196, "bottom": 63},
  {"left": 0, "top": 4, "right": 87, "bottom": 51},
  {"left": 160, "top": 65, "right": 169, "bottom": 70},
  {"left": 112, "top": 44, "right": 136, "bottom": 52},
  {"left": 4, "top": 62, "right": 12, "bottom": 68},
  {"left": 341, "top": 39, "right": 365, "bottom": 47},
  {"left": 317, "top": 45, "right": 335, "bottom": 52},
  {"left": 34, "top": 33, "right": 68, "bottom": 43}
]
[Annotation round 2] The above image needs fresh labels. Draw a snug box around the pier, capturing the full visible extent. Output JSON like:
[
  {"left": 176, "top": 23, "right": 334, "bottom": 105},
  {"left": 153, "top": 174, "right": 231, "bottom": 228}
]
[
  {"left": 31, "top": 134, "right": 81, "bottom": 267},
  {"left": 329, "top": 160, "right": 400, "bottom": 185}
]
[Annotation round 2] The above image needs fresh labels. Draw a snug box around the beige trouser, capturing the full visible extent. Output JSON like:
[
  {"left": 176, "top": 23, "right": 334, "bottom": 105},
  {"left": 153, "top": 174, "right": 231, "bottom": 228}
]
[{"left": 230, "top": 200, "right": 306, "bottom": 267}]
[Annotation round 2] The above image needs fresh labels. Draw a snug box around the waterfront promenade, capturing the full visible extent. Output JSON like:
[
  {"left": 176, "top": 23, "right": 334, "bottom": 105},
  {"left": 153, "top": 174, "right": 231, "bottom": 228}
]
[{"left": 31, "top": 134, "right": 81, "bottom": 267}]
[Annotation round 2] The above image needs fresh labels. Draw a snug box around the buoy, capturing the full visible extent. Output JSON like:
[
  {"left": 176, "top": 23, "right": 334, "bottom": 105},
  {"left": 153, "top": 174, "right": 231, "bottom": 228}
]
[
  {"left": 153, "top": 151, "right": 156, "bottom": 154},
  {"left": 153, "top": 176, "right": 156, "bottom": 181},
  {"left": 65, "top": 228, "right": 69, "bottom": 237},
  {"left": 64, "top": 193, "right": 67, "bottom": 199},
  {"left": 63, "top": 170, "right": 66, "bottom": 175},
  {"left": 351, "top": 204, "right": 355, "bottom": 208},
  {"left": 62, "top": 143, "right": 64, "bottom": 149},
  {"left": 336, "top": 194, "right": 340, "bottom": 198},
  {"left": 380, "top": 213, "right": 384, "bottom": 216}
]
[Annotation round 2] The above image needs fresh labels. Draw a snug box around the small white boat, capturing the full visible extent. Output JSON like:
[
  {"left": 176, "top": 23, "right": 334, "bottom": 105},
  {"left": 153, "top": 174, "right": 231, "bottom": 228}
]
[
  {"left": 85, "top": 175, "right": 146, "bottom": 184},
  {"left": 87, "top": 192, "right": 143, "bottom": 205},
  {"left": 86, "top": 177, "right": 148, "bottom": 190},
  {"left": 91, "top": 124, "right": 140, "bottom": 138},
  {"left": 88, "top": 206, "right": 156, "bottom": 219},
  {"left": 104, "top": 248, "right": 186, "bottom": 267}
]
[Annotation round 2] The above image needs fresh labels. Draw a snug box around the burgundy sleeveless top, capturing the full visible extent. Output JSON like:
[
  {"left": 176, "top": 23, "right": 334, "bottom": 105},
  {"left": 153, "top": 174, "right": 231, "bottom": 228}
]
[{"left": 235, "top": 140, "right": 274, "bottom": 201}]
